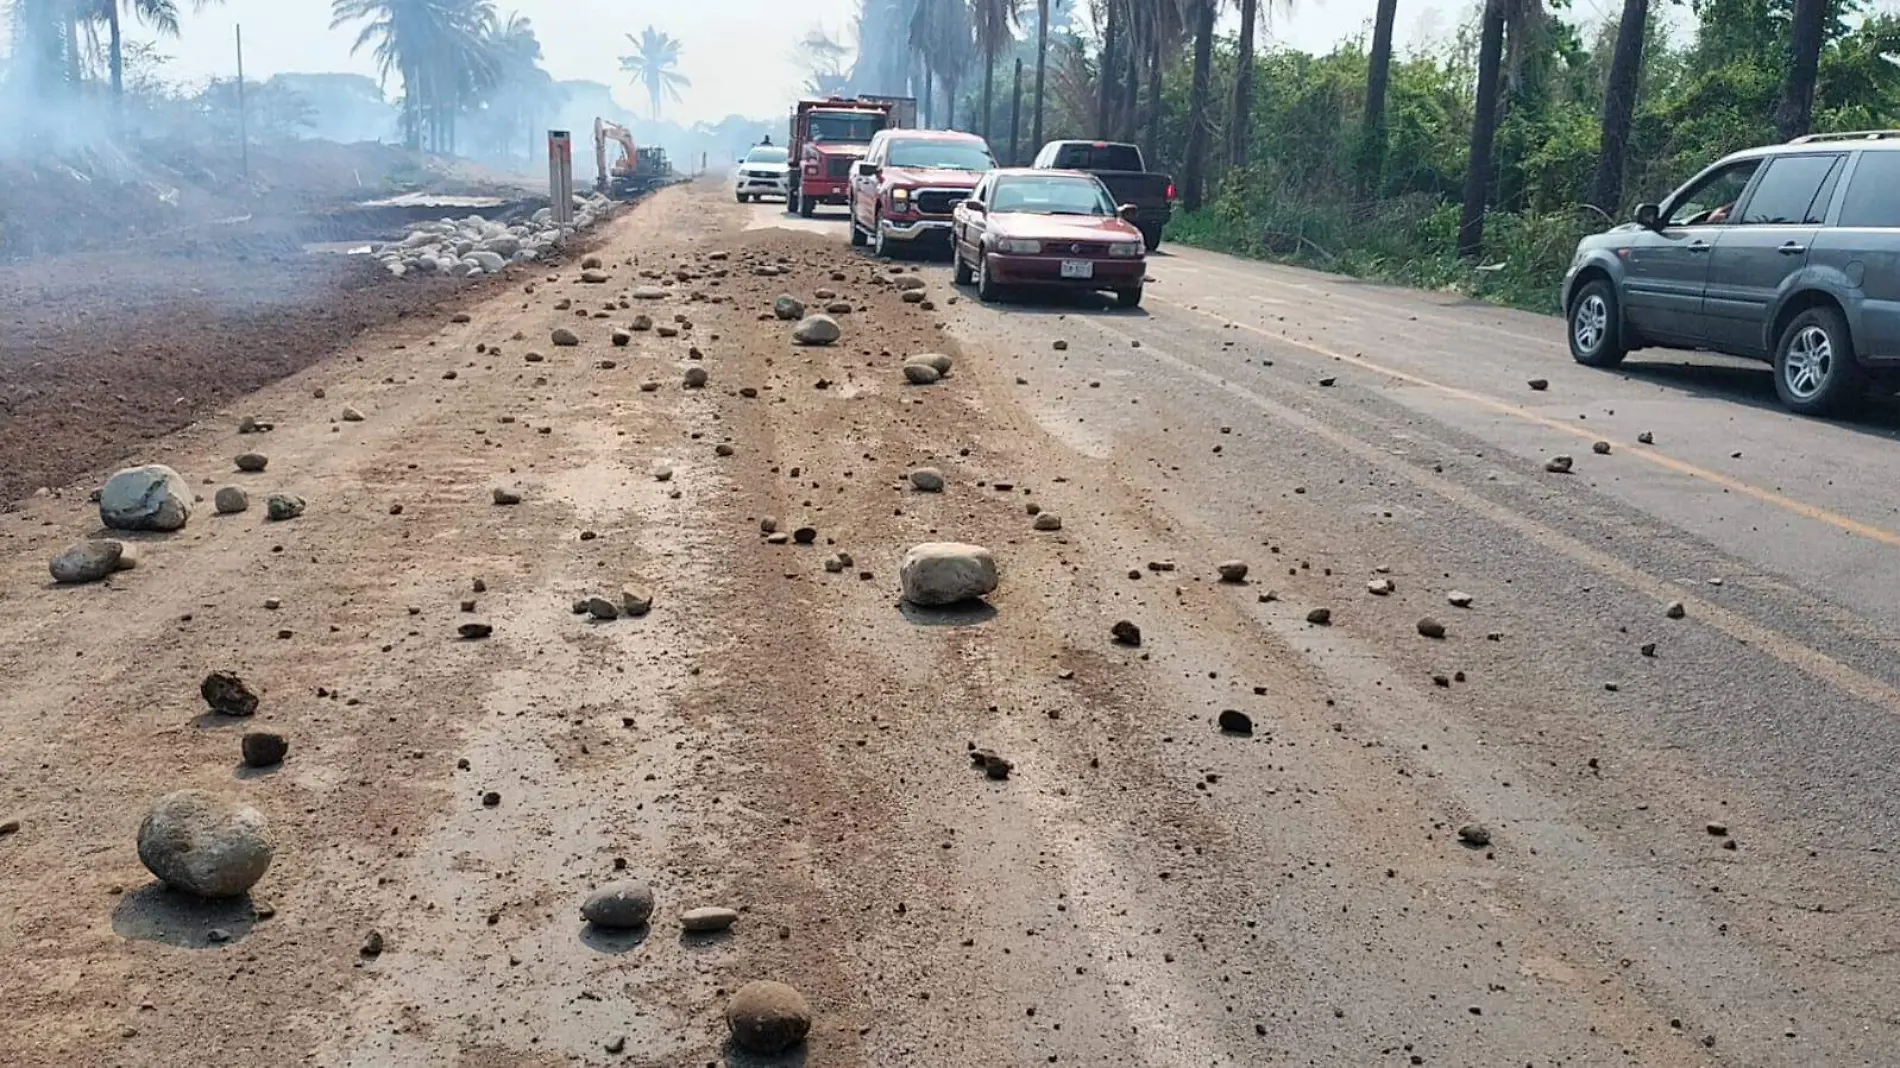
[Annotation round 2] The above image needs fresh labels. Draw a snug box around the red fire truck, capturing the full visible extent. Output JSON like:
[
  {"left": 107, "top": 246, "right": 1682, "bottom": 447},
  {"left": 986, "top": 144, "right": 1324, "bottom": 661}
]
[{"left": 787, "top": 97, "right": 908, "bottom": 218}]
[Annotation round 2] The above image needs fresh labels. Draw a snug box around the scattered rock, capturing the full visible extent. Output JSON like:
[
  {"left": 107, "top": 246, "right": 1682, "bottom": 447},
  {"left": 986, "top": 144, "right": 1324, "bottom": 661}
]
[
  {"left": 524, "top": 351, "right": 545, "bottom": 362},
  {"left": 621, "top": 589, "right": 653, "bottom": 616},
  {"left": 50, "top": 540, "right": 124, "bottom": 584},
  {"left": 611, "top": 329, "right": 632, "bottom": 347},
  {"left": 899, "top": 543, "right": 998, "bottom": 606},
  {"left": 1417, "top": 617, "right": 1447, "bottom": 639},
  {"left": 1706, "top": 821, "right": 1729, "bottom": 837},
  {"left": 1447, "top": 590, "right": 1474, "bottom": 608},
  {"left": 1544, "top": 455, "right": 1574, "bottom": 474},
  {"left": 1032, "top": 513, "right": 1063, "bottom": 531},
  {"left": 137, "top": 790, "right": 273, "bottom": 899},
  {"left": 760, "top": 517, "right": 779, "bottom": 533},
  {"left": 1318, "top": 377, "right": 1337, "bottom": 387},
  {"left": 585, "top": 597, "right": 620, "bottom": 621},
  {"left": 1217, "top": 709, "right": 1254, "bottom": 735},
  {"left": 361, "top": 931, "right": 384, "bottom": 957},
  {"left": 684, "top": 366, "right": 709, "bottom": 389},
  {"left": 581, "top": 882, "right": 655, "bottom": 929},
  {"left": 1593, "top": 440, "right": 1611, "bottom": 455},
  {"left": 726, "top": 980, "right": 812, "bottom": 1055},
  {"left": 793, "top": 315, "right": 842, "bottom": 346},
  {"left": 1641, "top": 642, "right": 1657, "bottom": 657},
  {"left": 1367, "top": 577, "right": 1395, "bottom": 596},
  {"left": 901, "top": 289, "right": 926, "bottom": 304},
  {"left": 1638, "top": 431, "right": 1655, "bottom": 445},
  {"left": 1110, "top": 619, "right": 1142, "bottom": 646},
  {"left": 1457, "top": 823, "right": 1491, "bottom": 847},
  {"left": 681, "top": 906, "right": 739, "bottom": 933},
  {"left": 201, "top": 672, "right": 259, "bottom": 717},
  {"left": 633, "top": 284, "right": 668, "bottom": 300},
  {"left": 1306, "top": 607, "right": 1333, "bottom": 625},
  {"left": 215, "top": 486, "right": 250, "bottom": 514},
  {"left": 1053, "top": 340, "right": 1068, "bottom": 351},
  {"left": 551, "top": 327, "right": 580, "bottom": 347},
  {"left": 894, "top": 275, "right": 927, "bottom": 291},
  {"left": 1527, "top": 378, "right": 1548, "bottom": 391},
  {"left": 265, "top": 494, "right": 306, "bottom": 522},
  {"left": 492, "top": 487, "right": 523, "bottom": 506},
  {"left": 909, "top": 468, "right": 945, "bottom": 492},
  {"left": 1665, "top": 601, "right": 1686, "bottom": 620},
  {"left": 99, "top": 464, "right": 192, "bottom": 532},
  {"left": 240, "top": 732, "right": 288, "bottom": 768},
  {"left": 1216, "top": 561, "right": 1249, "bottom": 583},
  {"left": 773, "top": 295, "right": 806, "bottom": 320},
  {"left": 581, "top": 269, "right": 611, "bottom": 284},
  {"left": 825, "top": 301, "right": 853, "bottom": 315},
  {"left": 793, "top": 526, "right": 818, "bottom": 545},
  {"left": 630, "top": 314, "right": 653, "bottom": 331},
  {"left": 237, "top": 414, "right": 270, "bottom": 434},
  {"left": 459, "top": 622, "right": 493, "bottom": 640},
  {"left": 234, "top": 453, "right": 268, "bottom": 473},
  {"left": 341, "top": 407, "right": 365, "bottom": 422},
  {"left": 902, "top": 362, "right": 941, "bottom": 385},
  {"left": 654, "top": 466, "right": 674, "bottom": 482}
]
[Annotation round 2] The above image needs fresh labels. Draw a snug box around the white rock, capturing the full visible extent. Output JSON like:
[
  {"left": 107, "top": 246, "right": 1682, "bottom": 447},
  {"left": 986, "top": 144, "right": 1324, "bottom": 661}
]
[
  {"left": 137, "top": 790, "right": 274, "bottom": 899},
  {"left": 900, "top": 543, "right": 998, "bottom": 606},
  {"left": 99, "top": 464, "right": 191, "bottom": 532}
]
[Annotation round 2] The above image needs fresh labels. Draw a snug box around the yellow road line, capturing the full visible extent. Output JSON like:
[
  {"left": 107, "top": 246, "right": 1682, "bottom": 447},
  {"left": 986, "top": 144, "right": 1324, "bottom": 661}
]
[
  {"left": 1150, "top": 293, "right": 1900, "bottom": 551},
  {"left": 1081, "top": 315, "right": 1900, "bottom": 714}
]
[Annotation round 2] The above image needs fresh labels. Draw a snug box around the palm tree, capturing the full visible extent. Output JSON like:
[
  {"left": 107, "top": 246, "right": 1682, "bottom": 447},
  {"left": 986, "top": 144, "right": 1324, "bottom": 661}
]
[
  {"left": 1775, "top": 0, "right": 1826, "bottom": 140},
  {"left": 974, "top": 0, "right": 1026, "bottom": 140},
  {"left": 1457, "top": 0, "right": 1506, "bottom": 257},
  {"left": 1227, "top": 0, "right": 1258, "bottom": 168},
  {"left": 911, "top": 0, "right": 974, "bottom": 128},
  {"left": 1177, "top": 0, "right": 1220, "bottom": 211},
  {"left": 1359, "top": 0, "right": 1399, "bottom": 189},
  {"left": 93, "top": 0, "right": 220, "bottom": 103},
  {"left": 1588, "top": 0, "right": 1647, "bottom": 213},
  {"left": 618, "top": 25, "right": 689, "bottom": 119},
  {"left": 331, "top": 0, "right": 499, "bottom": 152},
  {"left": 1032, "top": 0, "right": 1050, "bottom": 150}
]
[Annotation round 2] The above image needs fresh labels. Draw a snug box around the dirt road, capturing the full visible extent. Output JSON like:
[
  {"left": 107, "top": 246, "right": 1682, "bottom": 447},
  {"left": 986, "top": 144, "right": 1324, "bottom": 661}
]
[{"left": 3, "top": 181, "right": 1897, "bottom": 1066}]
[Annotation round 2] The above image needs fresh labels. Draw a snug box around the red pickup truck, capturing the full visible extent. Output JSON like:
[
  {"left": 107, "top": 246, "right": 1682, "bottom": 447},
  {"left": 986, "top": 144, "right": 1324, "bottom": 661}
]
[{"left": 846, "top": 129, "right": 997, "bottom": 258}]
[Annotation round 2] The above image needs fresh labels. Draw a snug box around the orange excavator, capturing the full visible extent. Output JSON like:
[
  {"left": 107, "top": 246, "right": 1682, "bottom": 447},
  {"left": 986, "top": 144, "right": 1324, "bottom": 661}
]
[{"left": 593, "top": 118, "right": 674, "bottom": 200}]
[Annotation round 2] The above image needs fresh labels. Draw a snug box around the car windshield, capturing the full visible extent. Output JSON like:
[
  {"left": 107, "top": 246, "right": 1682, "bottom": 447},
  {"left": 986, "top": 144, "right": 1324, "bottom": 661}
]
[
  {"left": 990, "top": 175, "right": 1116, "bottom": 216},
  {"left": 807, "top": 112, "right": 882, "bottom": 144},
  {"left": 744, "top": 147, "right": 787, "bottom": 164},
  {"left": 888, "top": 139, "right": 996, "bottom": 171}
]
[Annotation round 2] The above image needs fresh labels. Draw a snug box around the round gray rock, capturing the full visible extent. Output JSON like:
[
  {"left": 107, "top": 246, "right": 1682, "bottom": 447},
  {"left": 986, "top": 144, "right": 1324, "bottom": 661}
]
[
  {"left": 684, "top": 366, "right": 710, "bottom": 389},
  {"left": 266, "top": 494, "right": 306, "bottom": 522},
  {"left": 214, "top": 486, "right": 250, "bottom": 514},
  {"left": 234, "top": 453, "right": 268, "bottom": 473},
  {"left": 727, "top": 980, "right": 812, "bottom": 1054},
  {"left": 581, "top": 882, "right": 655, "bottom": 929},
  {"left": 100, "top": 464, "right": 192, "bottom": 532},
  {"left": 909, "top": 467, "right": 945, "bottom": 492},
  {"left": 773, "top": 295, "right": 806, "bottom": 320},
  {"left": 50, "top": 540, "right": 124, "bottom": 584},
  {"left": 792, "top": 315, "right": 841, "bottom": 346},
  {"left": 136, "top": 790, "right": 274, "bottom": 899},
  {"left": 1217, "top": 561, "right": 1249, "bottom": 583},
  {"left": 900, "top": 542, "right": 998, "bottom": 606},
  {"left": 902, "top": 362, "right": 941, "bottom": 385},
  {"left": 915, "top": 353, "right": 953, "bottom": 375},
  {"left": 681, "top": 906, "right": 739, "bottom": 932}
]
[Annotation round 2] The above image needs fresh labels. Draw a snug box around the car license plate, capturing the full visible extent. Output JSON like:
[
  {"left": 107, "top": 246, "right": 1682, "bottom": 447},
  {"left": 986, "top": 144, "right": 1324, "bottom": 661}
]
[{"left": 1060, "top": 259, "right": 1094, "bottom": 279}]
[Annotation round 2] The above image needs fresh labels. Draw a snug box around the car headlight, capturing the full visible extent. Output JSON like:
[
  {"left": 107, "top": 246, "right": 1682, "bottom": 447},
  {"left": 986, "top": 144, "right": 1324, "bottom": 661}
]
[
  {"left": 891, "top": 188, "right": 911, "bottom": 205},
  {"left": 996, "top": 238, "right": 1042, "bottom": 254},
  {"left": 1109, "top": 242, "right": 1142, "bottom": 258}
]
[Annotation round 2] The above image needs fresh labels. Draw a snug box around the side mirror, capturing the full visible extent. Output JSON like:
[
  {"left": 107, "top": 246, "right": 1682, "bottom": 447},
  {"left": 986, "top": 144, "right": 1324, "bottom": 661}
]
[
  {"left": 962, "top": 199, "right": 985, "bottom": 213},
  {"left": 1634, "top": 203, "right": 1660, "bottom": 229},
  {"left": 1117, "top": 203, "right": 1139, "bottom": 222},
  {"left": 854, "top": 161, "right": 879, "bottom": 178}
]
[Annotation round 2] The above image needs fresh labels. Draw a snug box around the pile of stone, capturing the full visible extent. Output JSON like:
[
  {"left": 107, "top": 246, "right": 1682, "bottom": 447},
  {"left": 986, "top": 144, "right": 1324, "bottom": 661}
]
[{"left": 371, "top": 194, "right": 616, "bottom": 279}]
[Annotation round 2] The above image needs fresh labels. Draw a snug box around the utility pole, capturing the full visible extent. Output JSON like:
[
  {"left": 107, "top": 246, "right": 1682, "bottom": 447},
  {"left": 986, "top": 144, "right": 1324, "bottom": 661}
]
[{"left": 235, "top": 25, "right": 249, "bottom": 181}]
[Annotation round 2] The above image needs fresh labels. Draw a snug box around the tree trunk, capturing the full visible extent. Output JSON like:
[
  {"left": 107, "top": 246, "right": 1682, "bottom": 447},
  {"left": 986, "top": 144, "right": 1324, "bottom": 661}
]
[
  {"left": 1775, "top": 0, "right": 1826, "bottom": 141},
  {"left": 947, "top": 75, "right": 959, "bottom": 129},
  {"left": 1143, "top": 27, "right": 1163, "bottom": 166},
  {"left": 1228, "top": 0, "right": 1258, "bottom": 168},
  {"left": 1359, "top": 0, "right": 1399, "bottom": 190},
  {"left": 1181, "top": 1, "right": 1215, "bottom": 211},
  {"left": 1010, "top": 56, "right": 1025, "bottom": 165},
  {"left": 983, "top": 46, "right": 996, "bottom": 140},
  {"left": 922, "top": 69, "right": 935, "bottom": 129},
  {"left": 1096, "top": 0, "right": 1119, "bottom": 139},
  {"left": 65, "top": 10, "right": 82, "bottom": 87},
  {"left": 1118, "top": 17, "right": 1140, "bottom": 143},
  {"left": 1458, "top": 0, "right": 1506, "bottom": 258},
  {"left": 1589, "top": 0, "right": 1647, "bottom": 214},
  {"left": 1033, "top": 0, "right": 1049, "bottom": 149},
  {"left": 109, "top": 5, "right": 125, "bottom": 101}
]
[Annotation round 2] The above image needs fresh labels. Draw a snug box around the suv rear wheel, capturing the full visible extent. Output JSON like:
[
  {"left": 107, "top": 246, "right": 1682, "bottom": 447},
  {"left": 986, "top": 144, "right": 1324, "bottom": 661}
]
[
  {"left": 1567, "top": 279, "right": 1626, "bottom": 368},
  {"left": 1775, "top": 305, "right": 1862, "bottom": 417}
]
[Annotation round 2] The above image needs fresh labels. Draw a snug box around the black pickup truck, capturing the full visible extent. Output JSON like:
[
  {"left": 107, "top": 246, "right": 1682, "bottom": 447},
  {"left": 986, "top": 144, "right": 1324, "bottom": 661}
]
[{"left": 1031, "top": 140, "right": 1173, "bottom": 250}]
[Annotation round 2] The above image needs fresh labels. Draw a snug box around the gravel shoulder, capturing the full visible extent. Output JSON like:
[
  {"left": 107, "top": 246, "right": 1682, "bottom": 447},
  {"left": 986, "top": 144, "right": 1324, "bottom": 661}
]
[{"left": 0, "top": 183, "right": 1895, "bottom": 1066}]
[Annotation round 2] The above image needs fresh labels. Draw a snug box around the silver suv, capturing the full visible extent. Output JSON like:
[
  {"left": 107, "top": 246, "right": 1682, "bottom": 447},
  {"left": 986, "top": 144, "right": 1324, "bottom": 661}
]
[{"left": 1563, "top": 131, "right": 1900, "bottom": 415}]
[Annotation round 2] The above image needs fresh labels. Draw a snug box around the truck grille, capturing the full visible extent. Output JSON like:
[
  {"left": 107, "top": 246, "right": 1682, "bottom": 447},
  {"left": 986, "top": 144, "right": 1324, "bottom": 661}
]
[
  {"left": 826, "top": 156, "right": 855, "bottom": 178},
  {"left": 914, "top": 189, "right": 963, "bottom": 216}
]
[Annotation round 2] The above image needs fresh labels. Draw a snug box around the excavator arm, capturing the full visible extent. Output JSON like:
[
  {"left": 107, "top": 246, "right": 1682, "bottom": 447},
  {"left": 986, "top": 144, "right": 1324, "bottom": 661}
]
[{"left": 593, "top": 118, "right": 639, "bottom": 188}]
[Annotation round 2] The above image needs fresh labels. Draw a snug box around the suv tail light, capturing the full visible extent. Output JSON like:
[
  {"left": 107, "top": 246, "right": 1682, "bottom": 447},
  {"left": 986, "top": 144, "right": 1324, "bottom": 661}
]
[{"left": 1166, "top": 183, "right": 1177, "bottom": 201}]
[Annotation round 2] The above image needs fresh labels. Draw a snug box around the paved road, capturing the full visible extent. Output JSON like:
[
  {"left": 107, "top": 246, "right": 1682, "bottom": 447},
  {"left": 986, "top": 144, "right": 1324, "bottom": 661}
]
[{"left": 747, "top": 199, "right": 1900, "bottom": 1062}]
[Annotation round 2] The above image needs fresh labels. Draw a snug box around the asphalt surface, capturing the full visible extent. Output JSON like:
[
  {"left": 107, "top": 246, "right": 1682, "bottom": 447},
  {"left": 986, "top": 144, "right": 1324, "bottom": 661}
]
[{"left": 752, "top": 198, "right": 1900, "bottom": 1062}]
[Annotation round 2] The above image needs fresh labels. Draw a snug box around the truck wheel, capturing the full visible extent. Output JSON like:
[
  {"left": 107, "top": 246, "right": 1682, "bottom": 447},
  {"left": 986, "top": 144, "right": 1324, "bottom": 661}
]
[
  {"left": 873, "top": 214, "right": 893, "bottom": 259},
  {"left": 1140, "top": 226, "right": 1163, "bottom": 252},
  {"left": 952, "top": 243, "right": 974, "bottom": 286},
  {"left": 1567, "top": 278, "right": 1627, "bottom": 368},
  {"left": 735, "top": 192, "right": 749, "bottom": 203},
  {"left": 1116, "top": 284, "right": 1144, "bottom": 310},
  {"left": 1775, "top": 304, "right": 1863, "bottom": 417},
  {"left": 798, "top": 190, "right": 816, "bottom": 218},
  {"left": 848, "top": 203, "right": 867, "bottom": 247},
  {"left": 976, "top": 253, "right": 1003, "bottom": 303}
]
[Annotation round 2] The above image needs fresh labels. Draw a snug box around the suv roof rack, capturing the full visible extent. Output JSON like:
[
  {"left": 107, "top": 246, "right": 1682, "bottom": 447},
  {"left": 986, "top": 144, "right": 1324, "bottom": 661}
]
[{"left": 1789, "top": 130, "right": 1900, "bottom": 143}]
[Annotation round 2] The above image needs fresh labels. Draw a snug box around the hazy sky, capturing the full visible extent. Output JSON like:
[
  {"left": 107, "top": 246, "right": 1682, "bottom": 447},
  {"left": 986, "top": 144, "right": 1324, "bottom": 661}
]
[{"left": 157, "top": 0, "right": 1632, "bottom": 125}]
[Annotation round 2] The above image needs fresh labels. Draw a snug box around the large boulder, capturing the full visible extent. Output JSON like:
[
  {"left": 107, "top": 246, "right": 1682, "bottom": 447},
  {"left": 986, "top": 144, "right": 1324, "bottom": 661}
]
[
  {"left": 470, "top": 250, "right": 507, "bottom": 274},
  {"left": 99, "top": 464, "right": 191, "bottom": 532},
  {"left": 581, "top": 882, "right": 655, "bottom": 929},
  {"left": 726, "top": 980, "right": 812, "bottom": 1054},
  {"left": 792, "top": 315, "right": 841, "bottom": 346},
  {"left": 773, "top": 295, "right": 806, "bottom": 321},
  {"left": 900, "top": 543, "right": 998, "bottom": 606},
  {"left": 136, "top": 790, "right": 274, "bottom": 899}
]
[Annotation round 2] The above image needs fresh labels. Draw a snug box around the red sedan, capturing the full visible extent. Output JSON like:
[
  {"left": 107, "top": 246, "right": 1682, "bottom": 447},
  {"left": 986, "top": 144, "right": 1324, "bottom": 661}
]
[{"left": 950, "top": 168, "right": 1148, "bottom": 308}]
